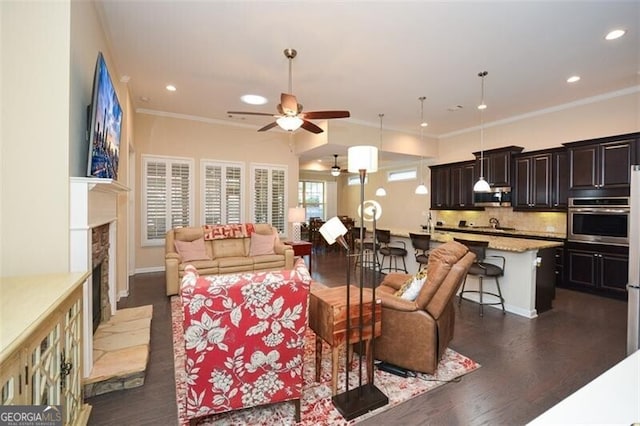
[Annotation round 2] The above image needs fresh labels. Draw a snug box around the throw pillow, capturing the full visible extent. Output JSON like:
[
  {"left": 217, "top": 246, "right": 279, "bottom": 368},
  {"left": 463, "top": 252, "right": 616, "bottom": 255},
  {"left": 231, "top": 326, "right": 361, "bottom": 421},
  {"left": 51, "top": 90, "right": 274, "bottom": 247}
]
[
  {"left": 394, "top": 268, "right": 428, "bottom": 301},
  {"left": 249, "top": 232, "right": 276, "bottom": 256},
  {"left": 174, "top": 237, "right": 210, "bottom": 262}
]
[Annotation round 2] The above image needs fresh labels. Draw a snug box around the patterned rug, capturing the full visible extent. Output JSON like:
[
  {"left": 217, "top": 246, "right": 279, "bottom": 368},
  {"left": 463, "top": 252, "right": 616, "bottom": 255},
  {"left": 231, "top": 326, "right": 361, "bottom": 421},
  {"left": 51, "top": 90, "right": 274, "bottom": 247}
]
[{"left": 171, "top": 296, "right": 480, "bottom": 425}]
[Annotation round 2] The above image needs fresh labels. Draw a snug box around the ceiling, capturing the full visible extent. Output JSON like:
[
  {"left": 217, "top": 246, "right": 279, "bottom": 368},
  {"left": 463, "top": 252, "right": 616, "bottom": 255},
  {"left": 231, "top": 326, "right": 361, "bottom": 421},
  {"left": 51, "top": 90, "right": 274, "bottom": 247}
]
[{"left": 96, "top": 1, "right": 640, "bottom": 170}]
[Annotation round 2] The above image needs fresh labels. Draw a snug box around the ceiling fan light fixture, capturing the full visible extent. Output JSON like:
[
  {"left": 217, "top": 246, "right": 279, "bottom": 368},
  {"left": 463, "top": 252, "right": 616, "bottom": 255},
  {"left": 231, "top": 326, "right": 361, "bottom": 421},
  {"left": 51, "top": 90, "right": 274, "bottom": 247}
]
[
  {"left": 276, "top": 116, "right": 303, "bottom": 131},
  {"left": 330, "top": 154, "right": 341, "bottom": 176}
]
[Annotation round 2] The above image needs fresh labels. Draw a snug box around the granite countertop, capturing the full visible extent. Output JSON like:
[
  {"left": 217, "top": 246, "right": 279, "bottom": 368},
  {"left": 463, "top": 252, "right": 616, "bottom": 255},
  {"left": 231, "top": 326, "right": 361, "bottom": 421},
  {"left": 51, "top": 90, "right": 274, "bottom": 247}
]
[
  {"left": 434, "top": 225, "right": 566, "bottom": 241},
  {"left": 388, "top": 229, "right": 564, "bottom": 253}
]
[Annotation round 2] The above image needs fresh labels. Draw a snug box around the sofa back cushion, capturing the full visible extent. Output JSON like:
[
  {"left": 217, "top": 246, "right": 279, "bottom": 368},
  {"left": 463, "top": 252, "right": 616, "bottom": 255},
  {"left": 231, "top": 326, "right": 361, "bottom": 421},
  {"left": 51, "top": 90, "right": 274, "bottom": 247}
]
[{"left": 211, "top": 238, "right": 247, "bottom": 258}]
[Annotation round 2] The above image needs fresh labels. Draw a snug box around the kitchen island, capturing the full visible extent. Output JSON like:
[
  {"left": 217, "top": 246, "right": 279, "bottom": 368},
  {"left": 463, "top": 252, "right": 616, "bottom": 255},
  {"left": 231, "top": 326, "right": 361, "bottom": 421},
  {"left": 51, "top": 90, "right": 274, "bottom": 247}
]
[{"left": 384, "top": 229, "right": 563, "bottom": 318}]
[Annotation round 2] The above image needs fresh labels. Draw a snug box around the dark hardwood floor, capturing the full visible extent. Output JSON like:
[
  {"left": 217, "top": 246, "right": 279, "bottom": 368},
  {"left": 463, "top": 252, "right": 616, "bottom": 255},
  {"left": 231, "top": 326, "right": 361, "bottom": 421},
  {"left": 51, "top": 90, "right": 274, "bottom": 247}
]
[{"left": 87, "top": 249, "right": 628, "bottom": 425}]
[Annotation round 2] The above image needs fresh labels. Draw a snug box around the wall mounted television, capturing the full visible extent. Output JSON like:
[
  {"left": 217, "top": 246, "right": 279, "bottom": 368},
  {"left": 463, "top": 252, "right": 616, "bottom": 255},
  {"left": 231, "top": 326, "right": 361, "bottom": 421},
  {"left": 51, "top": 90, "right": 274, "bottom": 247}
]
[{"left": 87, "top": 52, "right": 122, "bottom": 180}]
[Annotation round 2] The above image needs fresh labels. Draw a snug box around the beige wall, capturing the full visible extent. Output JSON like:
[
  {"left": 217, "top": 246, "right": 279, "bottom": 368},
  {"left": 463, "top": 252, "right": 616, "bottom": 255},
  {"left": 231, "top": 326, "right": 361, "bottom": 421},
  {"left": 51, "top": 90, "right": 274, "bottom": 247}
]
[
  {"left": 1, "top": 1, "right": 71, "bottom": 276},
  {"left": 134, "top": 113, "right": 299, "bottom": 271}
]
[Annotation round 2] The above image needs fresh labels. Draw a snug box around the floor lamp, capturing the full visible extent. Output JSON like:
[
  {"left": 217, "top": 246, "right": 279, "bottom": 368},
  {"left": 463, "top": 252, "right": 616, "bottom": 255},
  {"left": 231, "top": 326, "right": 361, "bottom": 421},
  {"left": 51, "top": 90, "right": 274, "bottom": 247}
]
[{"left": 322, "top": 145, "right": 388, "bottom": 420}]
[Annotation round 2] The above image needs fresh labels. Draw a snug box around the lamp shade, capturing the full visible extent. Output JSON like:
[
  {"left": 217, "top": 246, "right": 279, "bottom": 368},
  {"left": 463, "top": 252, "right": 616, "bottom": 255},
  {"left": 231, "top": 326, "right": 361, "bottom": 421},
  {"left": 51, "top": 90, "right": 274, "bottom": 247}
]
[
  {"left": 375, "top": 186, "right": 386, "bottom": 196},
  {"left": 319, "top": 217, "right": 348, "bottom": 245},
  {"left": 348, "top": 146, "right": 378, "bottom": 173},
  {"left": 276, "top": 116, "right": 303, "bottom": 131},
  {"left": 415, "top": 183, "right": 429, "bottom": 195},
  {"left": 288, "top": 207, "right": 306, "bottom": 223},
  {"left": 473, "top": 176, "right": 491, "bottom": 192}
]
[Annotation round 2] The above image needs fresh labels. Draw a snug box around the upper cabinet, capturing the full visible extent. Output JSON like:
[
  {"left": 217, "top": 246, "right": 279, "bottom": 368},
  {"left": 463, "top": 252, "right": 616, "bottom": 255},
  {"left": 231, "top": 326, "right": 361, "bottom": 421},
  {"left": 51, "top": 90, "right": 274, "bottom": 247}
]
[
  {"left": 429, "top": 160, "right": 479, "bottom": 210},
  {"left": 513, "top": 147, "right": 567, "bottom": 211},
  {"left": 473, "top": 146, "right": 523, "bottom": 187},
  {"left": 565, "top": 133, "right": 639, "bottom": 197}
]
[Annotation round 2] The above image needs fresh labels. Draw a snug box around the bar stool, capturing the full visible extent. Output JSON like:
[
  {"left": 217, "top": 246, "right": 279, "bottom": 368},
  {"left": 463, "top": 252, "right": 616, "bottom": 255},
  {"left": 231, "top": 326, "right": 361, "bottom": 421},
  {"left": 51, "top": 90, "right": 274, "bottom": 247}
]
[
  {"left": 352, "top": 227, "right": 380, "bottom": 271},
  {"left": 409, "top": 233, "right": 431, "bottom": 271},
  {"left": 454, "top": 238, "right": 506, "bottom": 316},
  {"left": 376, "top": 229, "right": 408, "bottom": 273}
]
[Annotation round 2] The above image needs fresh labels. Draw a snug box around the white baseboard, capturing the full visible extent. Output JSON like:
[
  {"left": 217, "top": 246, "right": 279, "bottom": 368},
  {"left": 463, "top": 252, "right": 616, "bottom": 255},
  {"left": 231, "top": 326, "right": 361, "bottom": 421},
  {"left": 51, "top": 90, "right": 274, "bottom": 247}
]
[
  {"left": 134, "top": 266, "right": 165, "bottom": 274},
  {"left": 117, "top": 290, "right": 129, "bottom": 301}
]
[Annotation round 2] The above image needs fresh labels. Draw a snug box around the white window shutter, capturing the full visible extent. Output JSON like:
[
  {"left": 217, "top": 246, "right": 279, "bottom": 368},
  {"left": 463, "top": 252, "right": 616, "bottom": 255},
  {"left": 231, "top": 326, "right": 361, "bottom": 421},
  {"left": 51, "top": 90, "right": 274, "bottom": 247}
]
[
  {"left": 251, "top": 164, "right": 287, "bottom": 234},
  {"left": 202, "top": 161, "right": 244, "bottom": 225}
]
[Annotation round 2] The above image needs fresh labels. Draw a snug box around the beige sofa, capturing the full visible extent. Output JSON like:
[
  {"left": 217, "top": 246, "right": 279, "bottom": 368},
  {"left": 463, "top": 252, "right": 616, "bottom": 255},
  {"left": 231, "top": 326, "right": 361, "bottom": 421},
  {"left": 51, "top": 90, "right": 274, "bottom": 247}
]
[{"left": 165, "top": 224, "right": 294, "bottom": 295}]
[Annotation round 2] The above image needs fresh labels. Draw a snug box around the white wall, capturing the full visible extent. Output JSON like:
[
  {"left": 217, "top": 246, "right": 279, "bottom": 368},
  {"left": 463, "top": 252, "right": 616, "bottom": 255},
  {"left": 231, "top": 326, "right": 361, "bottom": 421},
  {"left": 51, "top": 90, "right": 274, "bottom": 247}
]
[{"left": 1, "top": 1, "right": 71, "bottom": 275}]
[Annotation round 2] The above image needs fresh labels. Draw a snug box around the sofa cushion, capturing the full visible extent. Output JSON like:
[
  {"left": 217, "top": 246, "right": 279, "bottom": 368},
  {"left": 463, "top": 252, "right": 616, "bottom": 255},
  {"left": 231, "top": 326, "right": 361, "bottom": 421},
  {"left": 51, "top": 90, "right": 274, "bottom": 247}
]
[
  {"left": 174, "top": 237, "right": 211, "bottom": 262},
  {"left": 211, "top": 238, "right": 246, "bottom": 258},
  {"left": 249, "top": 232, "right": 276, "bottom": 256}
]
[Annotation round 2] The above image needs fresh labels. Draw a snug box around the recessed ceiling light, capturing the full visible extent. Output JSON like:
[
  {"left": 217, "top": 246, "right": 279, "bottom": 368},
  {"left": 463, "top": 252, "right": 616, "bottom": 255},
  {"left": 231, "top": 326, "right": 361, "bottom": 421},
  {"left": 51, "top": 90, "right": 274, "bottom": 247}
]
[
  {"left": 241, "top": 94, "right": 268, "bottom": 105},
  {"left": 605, "top": 29, "right": 626, "bottom": 40},
  {"left": 477, "top": 103, "right": 487, "bottom": 110},
  {"left": 166, "top": 84, "right": 176, "bottom": 92},
  {"left": 421, "top": 122, "right": 428, "bottom": 127},
  {"left": 567, "top": 75, "right": 581, "bottom": 83}
]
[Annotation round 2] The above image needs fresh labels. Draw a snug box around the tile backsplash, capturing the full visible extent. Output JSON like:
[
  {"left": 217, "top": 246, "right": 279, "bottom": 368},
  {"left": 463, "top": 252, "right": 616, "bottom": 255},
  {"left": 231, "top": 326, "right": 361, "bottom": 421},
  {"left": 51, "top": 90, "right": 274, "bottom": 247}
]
[{"left": 433, "top": 208, "right": 567, "bottom": 235}]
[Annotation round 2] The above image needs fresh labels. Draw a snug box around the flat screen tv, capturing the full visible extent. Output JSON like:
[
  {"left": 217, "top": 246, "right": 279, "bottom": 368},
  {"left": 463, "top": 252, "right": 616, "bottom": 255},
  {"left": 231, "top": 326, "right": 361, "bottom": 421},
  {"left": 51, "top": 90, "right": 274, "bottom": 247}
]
[{"left": 87, "top": 52, "right": 122, "bottom": 179}]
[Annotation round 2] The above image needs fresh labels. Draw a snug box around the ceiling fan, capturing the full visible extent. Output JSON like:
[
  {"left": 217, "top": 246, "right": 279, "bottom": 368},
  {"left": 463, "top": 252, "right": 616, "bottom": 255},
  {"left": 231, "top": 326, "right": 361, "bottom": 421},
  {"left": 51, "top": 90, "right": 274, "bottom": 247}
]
[{"left": 227, "top": 48, "right": 350, "bottom": 134}]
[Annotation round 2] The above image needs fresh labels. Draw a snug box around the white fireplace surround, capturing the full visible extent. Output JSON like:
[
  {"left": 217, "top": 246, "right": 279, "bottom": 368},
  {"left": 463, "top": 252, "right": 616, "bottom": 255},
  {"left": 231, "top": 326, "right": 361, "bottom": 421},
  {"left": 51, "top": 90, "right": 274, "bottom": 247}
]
[{"left": 70, "top": 177, "right": 129, "bottom": 378}]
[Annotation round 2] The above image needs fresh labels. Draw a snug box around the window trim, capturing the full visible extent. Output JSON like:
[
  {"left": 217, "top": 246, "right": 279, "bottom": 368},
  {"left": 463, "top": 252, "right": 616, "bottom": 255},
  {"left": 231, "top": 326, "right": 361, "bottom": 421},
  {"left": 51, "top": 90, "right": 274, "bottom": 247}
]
[
  {"left": 347, "top": 175, "right": 368, "bottom": 186},
  {"left": 298, "top": 180, "right": 326, "bottom": 221},
  {"left": 141, "top": 154, "right": 194, "bottom": 247},
  {"left": 200, "top": 159, "right": 245, "bottom": 225}
]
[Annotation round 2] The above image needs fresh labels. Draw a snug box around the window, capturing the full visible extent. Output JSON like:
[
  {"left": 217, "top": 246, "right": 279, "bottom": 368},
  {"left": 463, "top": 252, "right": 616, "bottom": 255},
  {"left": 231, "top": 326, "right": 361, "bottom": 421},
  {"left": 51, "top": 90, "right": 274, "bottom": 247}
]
[
  {"left": 201, "top": 160, "right": 244, "bottom": 225},
  {"left": 251, "top": 163, "right": 287, "bottom": 234},
  {"left": 388, "top": 168, "right": 418, "bottom": 182},
  {"left": 298, "top": 181, "right": 325, "bottom": 220},
  {"left": 347, "top": 175, "right": 368, "bottom": 186},
  {"left": 142, "top": 155, "right": 194, "bottom": 246}
]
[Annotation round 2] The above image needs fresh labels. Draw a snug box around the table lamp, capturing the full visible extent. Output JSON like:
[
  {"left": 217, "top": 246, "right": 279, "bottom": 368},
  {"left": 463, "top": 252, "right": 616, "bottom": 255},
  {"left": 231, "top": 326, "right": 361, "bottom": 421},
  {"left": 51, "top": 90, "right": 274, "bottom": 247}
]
[{"left": 288, "top": 207, "right": 306, "bottom": 241}]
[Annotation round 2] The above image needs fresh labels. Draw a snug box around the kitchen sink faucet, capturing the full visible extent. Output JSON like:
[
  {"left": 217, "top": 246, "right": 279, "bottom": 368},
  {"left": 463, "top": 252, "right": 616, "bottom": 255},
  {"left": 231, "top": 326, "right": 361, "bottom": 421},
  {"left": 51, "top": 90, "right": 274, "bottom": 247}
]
[{"left": 489, "top": 217, "right": 500, "bottom": 228}]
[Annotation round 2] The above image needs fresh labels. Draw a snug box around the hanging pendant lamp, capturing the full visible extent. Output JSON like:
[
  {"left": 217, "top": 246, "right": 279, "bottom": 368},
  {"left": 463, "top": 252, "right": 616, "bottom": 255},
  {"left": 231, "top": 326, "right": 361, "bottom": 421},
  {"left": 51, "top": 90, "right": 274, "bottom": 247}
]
[
  {"left": 330, "top": 154, "right": 341, "bottom": 177},
  {"left": 375, "top": 113, "right": 387, "bottom": 196},
  {"left": 474, "top": 71, "right": 491, "bottom": 193},
  {"left": 415, "top": 96, "right": 429, "bottom": 195}
]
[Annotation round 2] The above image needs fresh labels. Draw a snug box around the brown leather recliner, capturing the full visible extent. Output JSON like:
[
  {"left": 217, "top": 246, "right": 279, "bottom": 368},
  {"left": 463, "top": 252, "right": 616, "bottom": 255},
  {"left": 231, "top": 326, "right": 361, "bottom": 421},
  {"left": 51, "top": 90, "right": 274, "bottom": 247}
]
[{"left": 374, "top": 240, "right": 476, "bottom": 374}]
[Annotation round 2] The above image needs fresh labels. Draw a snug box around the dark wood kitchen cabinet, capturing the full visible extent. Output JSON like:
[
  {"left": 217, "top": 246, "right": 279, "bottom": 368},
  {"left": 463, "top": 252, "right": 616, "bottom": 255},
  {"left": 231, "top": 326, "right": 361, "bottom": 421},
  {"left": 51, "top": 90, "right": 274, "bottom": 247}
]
[
  {"left": 473, "top": 146, "right": 523, "bottom": 187},
  {"left": 430, "top": 165, "right": 450, "bottom": 209},
  {"left": 565, "top": 132, "right": 639, "bottom": 197},
  {"left": 449, "top": 160, "right": 476, "bottom": 208},
  {"left": 513, "top": 147, "right": 567, "bottom": 211},
  {"left": 564, "top": 241, "right": 628, "bottom": 299}
]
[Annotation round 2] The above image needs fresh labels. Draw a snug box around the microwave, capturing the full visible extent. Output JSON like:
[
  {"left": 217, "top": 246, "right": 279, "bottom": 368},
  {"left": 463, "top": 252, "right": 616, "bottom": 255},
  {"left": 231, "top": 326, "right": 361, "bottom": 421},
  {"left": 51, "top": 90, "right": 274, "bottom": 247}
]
[
  {"left": 568, "top": 197, "right": 629, "bottom": 246},
  {"left": 473, "top": 187, "right": 512, "bottom": 207}
]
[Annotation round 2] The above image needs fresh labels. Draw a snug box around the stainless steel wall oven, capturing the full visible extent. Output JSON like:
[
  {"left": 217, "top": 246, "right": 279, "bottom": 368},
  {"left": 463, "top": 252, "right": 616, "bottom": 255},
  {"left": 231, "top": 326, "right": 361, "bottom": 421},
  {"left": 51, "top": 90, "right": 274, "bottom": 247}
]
[{"left": 568, "top": 197, "right": 629, "bottom": 246}]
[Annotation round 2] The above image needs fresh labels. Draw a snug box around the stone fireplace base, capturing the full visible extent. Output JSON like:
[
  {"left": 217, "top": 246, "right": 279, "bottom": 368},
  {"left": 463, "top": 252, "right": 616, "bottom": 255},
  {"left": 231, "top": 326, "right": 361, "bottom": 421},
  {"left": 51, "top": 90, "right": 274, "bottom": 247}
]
[{"left": 84, "top": 305, "right": 152, "bottom": 397}]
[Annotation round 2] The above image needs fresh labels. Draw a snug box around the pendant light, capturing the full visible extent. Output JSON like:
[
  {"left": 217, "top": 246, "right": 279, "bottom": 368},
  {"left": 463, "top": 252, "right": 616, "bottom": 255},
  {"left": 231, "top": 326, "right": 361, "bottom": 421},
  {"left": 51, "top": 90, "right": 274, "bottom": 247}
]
[
  {"left": 375, "top": 113, "right": 387, "bottom": 196},
  {"left": 473, "top": 71, "right": 491, "bottom": 192},
  {"left": 415, "top": 96, "right": 429, "bottom": 195},
  {"left": 330, "top": 154, "right": 341, "bottom": 177}
]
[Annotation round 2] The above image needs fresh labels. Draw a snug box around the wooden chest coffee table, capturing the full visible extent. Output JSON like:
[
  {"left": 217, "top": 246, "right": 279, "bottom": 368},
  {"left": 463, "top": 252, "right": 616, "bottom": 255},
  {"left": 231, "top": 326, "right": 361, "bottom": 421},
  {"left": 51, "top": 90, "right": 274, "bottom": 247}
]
[{"left": 308, "top": 285, "right": 382, "bottom": 395}]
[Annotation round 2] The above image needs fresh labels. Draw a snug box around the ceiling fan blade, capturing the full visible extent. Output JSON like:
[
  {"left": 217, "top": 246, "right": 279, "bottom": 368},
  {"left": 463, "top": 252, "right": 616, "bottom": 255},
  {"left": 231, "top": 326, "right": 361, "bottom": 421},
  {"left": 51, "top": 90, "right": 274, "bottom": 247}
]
[
  {"left": 257, "top": 121, "right": 279, "bottom": 132},
  {"left": 280, "top": 93, "right": 299, "bottom": 115},
  {"left": 301, "top": 119, "right": 324, "bottom": 134},
  {"left": 227, "top": 111, "right": 276, "bottom": 117},
  {"left": 302, "top": 110, "right": 351, "bottom": 120}
]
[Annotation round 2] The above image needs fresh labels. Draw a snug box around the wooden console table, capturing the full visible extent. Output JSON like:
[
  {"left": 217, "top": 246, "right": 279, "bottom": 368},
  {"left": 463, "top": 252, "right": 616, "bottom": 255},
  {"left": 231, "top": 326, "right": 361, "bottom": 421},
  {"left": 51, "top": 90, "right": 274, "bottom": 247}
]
[
  {"left": 284, "top": 240, "right": 313, "bottom": 273},
  {"left": 0, "top": 272, "right": 91, "bottom": 425},
  {"left": 308, "top": 285, "right": 382, "bottom": 395}
]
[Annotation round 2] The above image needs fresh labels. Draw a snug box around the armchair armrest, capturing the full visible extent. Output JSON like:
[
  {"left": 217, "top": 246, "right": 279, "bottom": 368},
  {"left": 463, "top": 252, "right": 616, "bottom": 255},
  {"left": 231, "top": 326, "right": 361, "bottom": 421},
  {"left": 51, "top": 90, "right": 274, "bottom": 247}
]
[{"left": 377, "top": 292, "right": 419, "bottom": 312}]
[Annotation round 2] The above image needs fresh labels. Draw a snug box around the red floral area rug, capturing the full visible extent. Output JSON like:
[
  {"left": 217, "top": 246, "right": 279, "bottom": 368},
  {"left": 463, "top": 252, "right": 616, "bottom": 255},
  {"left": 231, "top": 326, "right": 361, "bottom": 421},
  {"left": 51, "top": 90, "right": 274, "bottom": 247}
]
[{"left": 171, "top": 296, "right": 480, "bottom": 425}]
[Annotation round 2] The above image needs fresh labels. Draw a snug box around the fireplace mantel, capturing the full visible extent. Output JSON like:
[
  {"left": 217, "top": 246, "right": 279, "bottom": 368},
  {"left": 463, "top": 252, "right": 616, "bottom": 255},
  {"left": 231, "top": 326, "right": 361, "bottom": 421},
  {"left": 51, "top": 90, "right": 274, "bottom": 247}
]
[{"left": 70, "top": 177, "right": 129, "bottom": 377}]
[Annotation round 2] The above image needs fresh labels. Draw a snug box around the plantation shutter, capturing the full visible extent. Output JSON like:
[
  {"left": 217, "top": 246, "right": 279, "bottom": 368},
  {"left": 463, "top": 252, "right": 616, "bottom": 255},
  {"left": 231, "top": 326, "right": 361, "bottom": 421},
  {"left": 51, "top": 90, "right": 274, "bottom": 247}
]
[
  {"left": 202, "top": 161, "right": 243, "bottom": 225},
  {"left": 251, "top": 164, "right": 287, "bottom": 234},
  {"left": 142, "top": 155, "right": 193, "bottom": 245}
]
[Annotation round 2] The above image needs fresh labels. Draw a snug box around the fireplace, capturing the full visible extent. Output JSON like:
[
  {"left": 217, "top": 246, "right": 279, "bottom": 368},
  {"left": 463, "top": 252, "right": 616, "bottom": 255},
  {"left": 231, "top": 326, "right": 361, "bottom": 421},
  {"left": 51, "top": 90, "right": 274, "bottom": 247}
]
[
  {"left": 91, "top": 223, "right": 112, "bottom": 330},
  {"left": 70, "top": 177, "right": 129, "bottom": 378}
]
